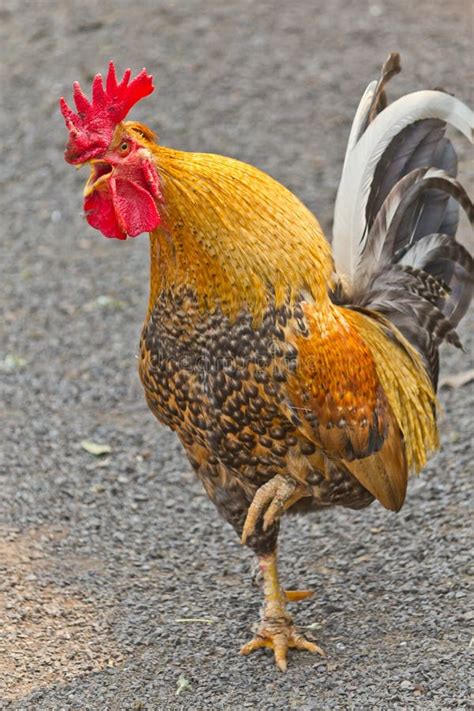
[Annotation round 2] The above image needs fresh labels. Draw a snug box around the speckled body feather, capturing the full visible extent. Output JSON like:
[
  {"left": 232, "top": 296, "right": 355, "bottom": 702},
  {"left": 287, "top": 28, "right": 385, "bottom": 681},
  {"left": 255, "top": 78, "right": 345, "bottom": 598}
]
[{"left": 139, "top": 288, "right": 377, "bottom": 552}]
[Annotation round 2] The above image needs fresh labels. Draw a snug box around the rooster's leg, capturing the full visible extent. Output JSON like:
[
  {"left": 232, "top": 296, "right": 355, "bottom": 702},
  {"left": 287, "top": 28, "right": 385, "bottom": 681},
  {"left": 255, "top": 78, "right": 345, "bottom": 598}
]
[
  {"left": 240, "top": 550, "right": 324, "bottom": 671},
  {"left": 250, "top": 556, "right": 313, "bottom": 601}
]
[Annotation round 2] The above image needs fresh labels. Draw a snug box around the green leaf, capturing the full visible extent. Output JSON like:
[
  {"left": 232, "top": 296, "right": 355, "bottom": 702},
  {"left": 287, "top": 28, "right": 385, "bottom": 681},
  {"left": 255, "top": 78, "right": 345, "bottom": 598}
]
[
  {"left": 176, "top": 675, "right": 191, "bottom": 696},
  {"left": 0, "top": 354, "right": 27, "bottom": 372},
  {"left": 96, "top": 295, "right": 126, "bottom": 310},
  {"left": 303, "top": 622, "right": 322, "bottom": 630},
  {"left": 80, "top": 440, "right": 112, "bottom": 456}
]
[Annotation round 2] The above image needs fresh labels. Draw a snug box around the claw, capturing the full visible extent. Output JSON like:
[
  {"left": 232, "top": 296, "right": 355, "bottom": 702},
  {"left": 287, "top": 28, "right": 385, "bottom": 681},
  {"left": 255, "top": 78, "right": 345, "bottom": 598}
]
[{"left": 242, "top": 475, "right": 308, "bottom": 545}]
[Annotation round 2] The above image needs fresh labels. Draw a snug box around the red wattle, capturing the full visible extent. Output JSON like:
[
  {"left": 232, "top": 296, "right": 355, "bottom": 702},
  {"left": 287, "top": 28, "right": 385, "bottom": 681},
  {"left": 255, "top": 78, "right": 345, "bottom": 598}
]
[
  {"left": 82, "top": 156, "right": 162, "bottom": 240},
  {"left": 111, "top": 177, "right": 161, "bottom": 237},
  {"left": 84, "top": 189, "right": 127, "bottom": 239}
]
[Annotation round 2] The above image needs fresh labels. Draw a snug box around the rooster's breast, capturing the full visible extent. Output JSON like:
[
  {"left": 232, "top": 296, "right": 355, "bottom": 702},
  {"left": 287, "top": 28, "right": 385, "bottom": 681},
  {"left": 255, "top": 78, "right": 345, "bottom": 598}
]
[{"left": 138, "top": 288, "right": 373, "bottom": 511}]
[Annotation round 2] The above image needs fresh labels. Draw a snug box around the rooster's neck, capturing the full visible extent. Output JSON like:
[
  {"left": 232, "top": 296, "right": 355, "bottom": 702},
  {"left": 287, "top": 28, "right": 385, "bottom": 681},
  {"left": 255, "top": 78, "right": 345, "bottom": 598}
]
[{"left": 147, "top": 145, "right": 334, "bottom": 321}]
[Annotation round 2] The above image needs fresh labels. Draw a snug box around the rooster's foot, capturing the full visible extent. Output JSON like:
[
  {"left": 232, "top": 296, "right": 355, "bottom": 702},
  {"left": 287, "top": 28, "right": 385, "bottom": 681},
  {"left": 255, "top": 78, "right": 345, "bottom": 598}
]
[
  {"left": 241, "top": 474, "right": 308, "bottom": 544},
  {"left": 240, "top": 616, "right": 324, "bottom": 672}
]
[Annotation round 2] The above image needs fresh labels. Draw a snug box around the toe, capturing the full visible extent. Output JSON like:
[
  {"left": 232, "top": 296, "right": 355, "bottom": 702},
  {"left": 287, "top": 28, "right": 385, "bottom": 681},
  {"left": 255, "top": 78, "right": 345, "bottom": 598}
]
[
  {"left": 241, "top": 479, "right": 278, "bottom": 543},
  {"left": 273, "top": 634, "right": 289, "bottom": 672},
  {"left": 292, "top": 636, "right": 325, "bottom": 656},
  {"left": 262, "top": 496, "right": 284, "bottom": 531},
  {"left": 240, "top": 635, "right": 266, "bottom": 655}
]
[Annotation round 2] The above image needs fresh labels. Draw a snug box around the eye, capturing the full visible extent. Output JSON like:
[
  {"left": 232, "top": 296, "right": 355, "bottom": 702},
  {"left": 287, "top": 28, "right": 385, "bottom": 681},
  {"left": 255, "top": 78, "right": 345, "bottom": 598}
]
[{"left": 120, "top": 140, "right": 130, "bottom": 152}]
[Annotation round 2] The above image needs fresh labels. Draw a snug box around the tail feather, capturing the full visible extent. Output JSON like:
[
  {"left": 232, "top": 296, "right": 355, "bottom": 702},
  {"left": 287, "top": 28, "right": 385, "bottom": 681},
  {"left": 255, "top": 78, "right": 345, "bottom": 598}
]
[
  {"left": 346, "top": 52, "right": 401, "bottom": 151},
  {"left": 365, "top": 119, "right": 457, "bottom": 232},
  {"left": 438, "top": 194, "right": 459, "bottom": 236},
  {"left": 383, "top": 168, "right": 473, "bottom": 261},
  {"left": 399, "top": 234, "right": 474, "bottom": 325},
  {"left": 331, "top": 54, "right": 473, "bottom": 391},
  {"left": 355, "top": 168, "right": 472, "bottom": 287},
  {"left": 332, "top": 52, "right": 472, "bottom": 284},
  {"left": 396, "top": 264, "right": 449, "bottom": 305}
]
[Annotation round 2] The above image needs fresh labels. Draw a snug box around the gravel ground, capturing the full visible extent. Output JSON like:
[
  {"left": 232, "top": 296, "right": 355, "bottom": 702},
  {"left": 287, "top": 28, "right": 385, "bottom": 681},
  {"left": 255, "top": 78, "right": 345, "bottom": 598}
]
[{"left": 1, "top": 0, "right": 472, "bottom": 708}]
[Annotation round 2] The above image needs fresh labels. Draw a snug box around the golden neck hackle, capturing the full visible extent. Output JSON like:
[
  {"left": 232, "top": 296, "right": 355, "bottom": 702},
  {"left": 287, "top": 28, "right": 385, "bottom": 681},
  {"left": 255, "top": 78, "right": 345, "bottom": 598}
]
[{"left": 144, "top": 142, "right": 334, "bottom": 321}]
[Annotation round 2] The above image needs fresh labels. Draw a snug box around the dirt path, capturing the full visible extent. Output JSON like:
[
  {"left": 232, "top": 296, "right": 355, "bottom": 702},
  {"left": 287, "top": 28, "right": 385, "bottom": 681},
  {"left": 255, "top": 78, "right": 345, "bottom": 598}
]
[{"left": 1, "top": 0, "right": 472, "bottom": 708}]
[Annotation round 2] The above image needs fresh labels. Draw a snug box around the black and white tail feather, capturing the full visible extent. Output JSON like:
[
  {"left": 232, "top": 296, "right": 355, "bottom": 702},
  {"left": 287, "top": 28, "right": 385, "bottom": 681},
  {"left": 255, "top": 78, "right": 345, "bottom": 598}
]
[{"left": 332, "top": 53, "right": 473, "bottom": 388}]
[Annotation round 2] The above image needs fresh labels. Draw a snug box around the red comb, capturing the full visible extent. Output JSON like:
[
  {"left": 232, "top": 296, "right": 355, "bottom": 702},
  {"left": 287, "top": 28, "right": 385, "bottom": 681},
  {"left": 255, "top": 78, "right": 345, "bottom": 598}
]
[{"left": 60, "top": 61, "right": 154, "bottom": 164}]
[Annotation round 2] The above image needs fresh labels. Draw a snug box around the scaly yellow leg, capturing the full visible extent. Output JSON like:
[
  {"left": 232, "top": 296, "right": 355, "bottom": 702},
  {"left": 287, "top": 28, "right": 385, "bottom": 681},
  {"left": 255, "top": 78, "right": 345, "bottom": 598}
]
[{"left": 240, "top": 550, "right": 324, "bottom": 671}]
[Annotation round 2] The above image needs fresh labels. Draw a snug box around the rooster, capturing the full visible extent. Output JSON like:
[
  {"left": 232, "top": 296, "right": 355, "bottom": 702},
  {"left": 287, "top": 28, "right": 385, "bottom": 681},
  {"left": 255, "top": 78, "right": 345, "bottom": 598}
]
[{"left": 60, "top": 54, "right": 473, "bottom": 671}]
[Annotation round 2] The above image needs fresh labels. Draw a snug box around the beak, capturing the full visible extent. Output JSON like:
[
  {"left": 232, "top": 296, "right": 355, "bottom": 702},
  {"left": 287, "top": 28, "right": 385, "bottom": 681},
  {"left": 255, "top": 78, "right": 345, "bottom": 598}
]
[{"left": 83, "top": 160, "right": 114, "bottom": 198}]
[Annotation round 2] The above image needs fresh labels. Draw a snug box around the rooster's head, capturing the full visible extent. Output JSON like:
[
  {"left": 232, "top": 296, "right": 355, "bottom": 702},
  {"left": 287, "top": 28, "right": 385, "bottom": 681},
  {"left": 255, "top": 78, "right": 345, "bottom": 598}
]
[{"left": 60, "top": 62, "right": 162, "bottom": 240}]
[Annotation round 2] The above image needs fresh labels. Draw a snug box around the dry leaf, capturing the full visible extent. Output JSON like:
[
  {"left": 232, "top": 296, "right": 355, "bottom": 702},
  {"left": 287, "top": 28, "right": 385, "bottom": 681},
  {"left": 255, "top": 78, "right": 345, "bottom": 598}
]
[
  {"left": 303, "top": 622, "right": 322, "bottom": 630},
  {"left": 175, "top": 618, "right": 215, "bottom": 624},
  {"left": 439, "top": 369, "right": 474, "bottom": 389},
  {"left": 80, "top": 440, "right": 112, "bottom": 456}
]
